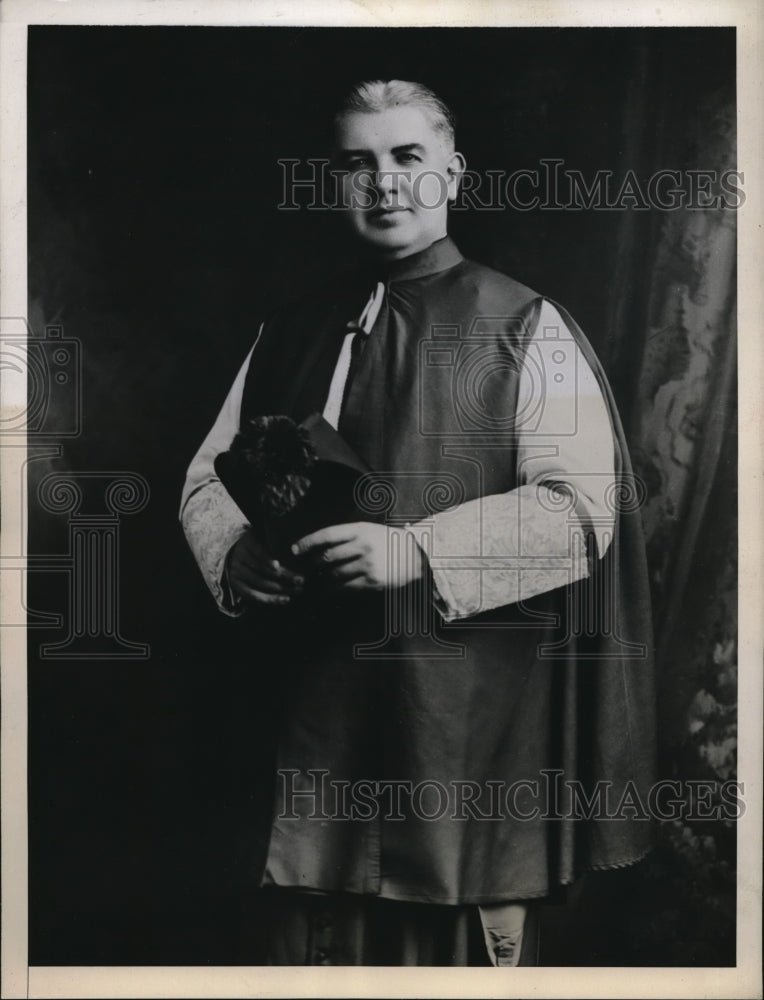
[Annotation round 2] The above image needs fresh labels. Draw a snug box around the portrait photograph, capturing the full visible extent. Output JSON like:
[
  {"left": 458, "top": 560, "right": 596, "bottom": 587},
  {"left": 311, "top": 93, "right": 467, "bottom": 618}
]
[{"left": 1, "top": 1, "right": 761, "bottom": 997}]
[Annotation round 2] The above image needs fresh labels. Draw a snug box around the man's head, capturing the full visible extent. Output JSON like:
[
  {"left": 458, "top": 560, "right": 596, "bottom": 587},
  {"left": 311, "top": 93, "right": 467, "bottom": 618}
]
[{"left": 332, "top": 80, "right": 466, "bottom": 260}]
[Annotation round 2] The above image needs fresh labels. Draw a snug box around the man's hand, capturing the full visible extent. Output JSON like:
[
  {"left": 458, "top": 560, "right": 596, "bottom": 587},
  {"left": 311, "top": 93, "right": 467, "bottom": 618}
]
[
  {"left": 226, "top": 529, "right": 304, "bottom": 606},
  {"left": 291, "top": 522, "right": 425, "bottom": 592}
]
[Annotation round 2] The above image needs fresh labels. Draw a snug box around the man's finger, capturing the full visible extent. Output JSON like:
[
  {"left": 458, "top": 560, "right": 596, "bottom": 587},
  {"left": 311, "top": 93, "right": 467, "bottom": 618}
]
[
  {"left": 312, "top": 541, "right": 361, "bottom": 567},
  {"left": 233, "top": 567, "right": 295, "bottom": 596},
  {"left": 236, "top": 547, "right": 283, "bottom": 580},
  {"left": 235, "top": 582, "right": 292, "bottom": 606},
  {"left": 235, "top": 559, "right": 283, "bottom": 585},
  {"left": 292, "top": 524, "right": 359, "bottom": 557},
  {"left": 329, "top": 560, "right": 366, "bottom": 585},
  {"left": 336, "top": 570, "right": 375, "bottom": 590},
  {"left": 272, "top": 560, "right": 304, "bottom": 584},
  {"left": 235, "top": 546, "right": 303, "bottom": 585}
]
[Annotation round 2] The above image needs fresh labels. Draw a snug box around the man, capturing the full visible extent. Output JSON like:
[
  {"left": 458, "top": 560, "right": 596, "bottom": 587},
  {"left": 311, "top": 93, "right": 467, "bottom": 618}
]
[{"left": 181, "top": 80, "right": 656, "bottom": 966}]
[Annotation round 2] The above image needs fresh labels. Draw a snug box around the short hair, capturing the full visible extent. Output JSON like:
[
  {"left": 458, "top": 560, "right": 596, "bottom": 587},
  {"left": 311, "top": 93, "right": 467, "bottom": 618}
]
[{"left": 334, "top": 80, "right": 456, "bottom": 149}]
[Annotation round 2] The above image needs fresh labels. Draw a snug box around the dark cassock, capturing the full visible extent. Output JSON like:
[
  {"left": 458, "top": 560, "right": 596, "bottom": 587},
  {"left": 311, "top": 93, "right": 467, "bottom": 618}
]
[{"left": 181, "top": 235, "right": 657, "bottom": 966}]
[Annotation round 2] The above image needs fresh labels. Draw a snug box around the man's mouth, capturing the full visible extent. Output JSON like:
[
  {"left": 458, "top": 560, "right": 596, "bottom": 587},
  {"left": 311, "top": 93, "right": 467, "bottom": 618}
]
[{"left": 368, "top": 206, "right": 410, "bottom": 220}]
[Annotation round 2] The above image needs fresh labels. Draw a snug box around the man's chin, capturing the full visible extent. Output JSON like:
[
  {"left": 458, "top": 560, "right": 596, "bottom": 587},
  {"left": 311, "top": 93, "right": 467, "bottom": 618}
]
[
  {"left": 355, "top": 227, "right": 432, "bottom": 258},
  {"left": 360, "top": 228, "right": 411, "bottom": 247}
]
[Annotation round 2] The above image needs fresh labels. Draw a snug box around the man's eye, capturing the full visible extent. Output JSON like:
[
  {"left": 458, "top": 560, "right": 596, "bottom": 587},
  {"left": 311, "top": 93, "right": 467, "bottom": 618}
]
[
  {"left": 396, "top": 153, "right": 419, "bottom": 164},
  {"left": 348, "top": 158, "right": 371, "bottom": 170}
]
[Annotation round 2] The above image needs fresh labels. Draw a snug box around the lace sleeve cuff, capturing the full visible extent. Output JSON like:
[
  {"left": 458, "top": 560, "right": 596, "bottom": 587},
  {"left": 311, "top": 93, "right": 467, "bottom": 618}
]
[
  {"left": 181, "top": 480, "right": 250, "bottom": 617},
  {"left": 407, "top": 485, "right": 589, "bottom": 623}
]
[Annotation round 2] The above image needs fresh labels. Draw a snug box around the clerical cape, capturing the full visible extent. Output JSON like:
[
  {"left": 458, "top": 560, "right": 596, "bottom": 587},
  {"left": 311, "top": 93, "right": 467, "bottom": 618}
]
[{"left": 236, "top": 237, "right": 656, "bottom": 905}]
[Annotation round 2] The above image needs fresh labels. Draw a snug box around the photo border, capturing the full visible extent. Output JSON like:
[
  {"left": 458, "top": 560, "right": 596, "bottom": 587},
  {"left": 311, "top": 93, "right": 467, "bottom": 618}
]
[{"left": 2, "top": 1, "right": 761, "bottom": 997}]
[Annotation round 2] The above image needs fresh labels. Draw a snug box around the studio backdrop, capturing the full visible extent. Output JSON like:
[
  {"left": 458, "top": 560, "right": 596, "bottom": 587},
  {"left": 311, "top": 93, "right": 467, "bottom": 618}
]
[{"left": 25, "top": 25, "right": 737, "bottom": 966}]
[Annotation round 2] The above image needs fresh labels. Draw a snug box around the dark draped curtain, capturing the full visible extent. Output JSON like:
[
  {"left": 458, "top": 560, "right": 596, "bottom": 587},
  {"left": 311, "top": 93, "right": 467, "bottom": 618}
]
[
  {"left": 611, "top": 39, "right": 737, "bottom": 802},
  {"left": 565, "top": 38, "right": 738, "bottom": 965}
]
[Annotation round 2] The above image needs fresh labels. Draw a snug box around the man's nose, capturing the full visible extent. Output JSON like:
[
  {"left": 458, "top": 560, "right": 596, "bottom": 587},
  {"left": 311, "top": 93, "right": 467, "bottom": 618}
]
[
  {"left": 374, "top": 160, "right": 398, "bottom": 197},
  {"left": 372, "top": 167, "right": 396, "bottom": 196}
]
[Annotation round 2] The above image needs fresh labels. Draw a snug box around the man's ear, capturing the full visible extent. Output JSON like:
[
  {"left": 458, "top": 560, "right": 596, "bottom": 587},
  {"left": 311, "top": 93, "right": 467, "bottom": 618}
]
[{"left": 446, "top": 151, "right": 467, "bottom": 203}]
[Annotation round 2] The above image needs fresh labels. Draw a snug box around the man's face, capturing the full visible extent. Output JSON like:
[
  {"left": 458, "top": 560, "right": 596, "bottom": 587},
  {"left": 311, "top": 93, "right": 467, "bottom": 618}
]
[{"left": 334, "top": 106, "right": 463, "bottom": 259}]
